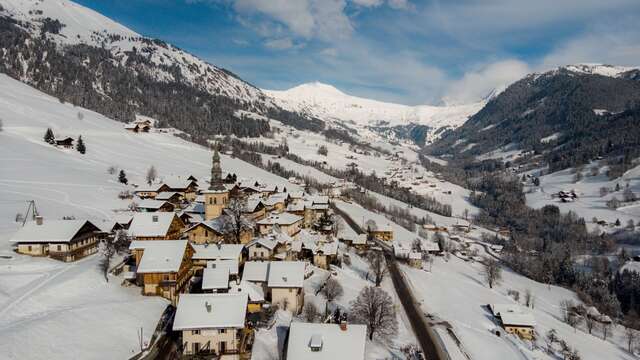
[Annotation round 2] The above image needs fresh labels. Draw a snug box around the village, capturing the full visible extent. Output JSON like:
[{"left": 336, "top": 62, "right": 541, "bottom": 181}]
[{"left": 6, "top": 140, "right": 558, "bottom": 360}]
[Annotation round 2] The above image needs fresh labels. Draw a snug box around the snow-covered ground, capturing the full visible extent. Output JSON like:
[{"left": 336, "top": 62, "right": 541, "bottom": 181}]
[
  {"left": 525, "top": 163, "right": 640, "bottom": 231},
  {"left": 403, "top": 244, "right": 635, "bottom": 360},
  {"left": 0, "top": 73, "right": 300, "bottom": 359},
  {"left": 252, "top": 247, "right": 419, "bottom": 360}
]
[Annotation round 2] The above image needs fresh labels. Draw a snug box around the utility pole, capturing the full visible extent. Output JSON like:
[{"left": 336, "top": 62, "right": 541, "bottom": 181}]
[{"left": 22, "top": 200, "right": 38, "bottom": 227}]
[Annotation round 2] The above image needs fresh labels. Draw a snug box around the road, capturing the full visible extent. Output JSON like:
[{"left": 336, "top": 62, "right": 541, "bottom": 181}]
[{"left": 332, "top": 203, "right": 447, "bottom": 360}]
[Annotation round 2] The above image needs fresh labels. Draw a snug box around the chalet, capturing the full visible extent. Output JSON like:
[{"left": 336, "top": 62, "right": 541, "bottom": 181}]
[
  {"left": 134, "top": 184, "right": 171, "bottom": 199},
  {"left": 243, "top": 199, "right": 267, "bottom": 221},
  {"left": 128, "top": 213, "right": 185, "bottom": 240},
  {"left": 286, "top": 322, "right": 367, "bottom": 360},
  {"left": 165, "top": 179, "right": 199, "bottom": 201},
  {"left": 54, "top": 137, "right": 74, "bottom": 148},
  {"left": 183, "top": 215, "right": 253, "bottom": 244},
  {"left": 420, "top": 239, "right": 442, "bottom": 255},
  {"left": 191, "top": 243, "right": 244, "bottom": 271},
  {"left": 408, "top": 252, "right": 423, "bottom": 268},
  {"left": 173, "top": 293, "right": 248, "bottom": 358},
  {"left": 129, "top": 240, "right": 194, "bottom": 304},
  {"left": 135, "top": 199, "right": 175, "bottom": 213},
  {"left": 242, "top": 261, "right": 270, "bottom": 287},
  {"left": 246, "top": 237, "right": 281, "bottom": 261},
  {"left": 257, "top": 213, "right": 303, "bottom": 236},
  {"left": 124, "top": 123, "right": 150, "bottom": 133},
  {"left": 155, "top": 191, "right": 184, "bottom": 205},
  {"left": 268, "top": 261, "right": 305, "bottom": 314},
  {"left": 264, "top": 194, "right": 288, "bottom": 213},
  {"left": 311, "top": 241, "right": 338, "bottom": 270},
  {"left": 489, "top": 304, "right": 536, "bottom": 340},
  {"left": 202, "top": 264, "right": 231, "bottom": 293},
  {"left": 10, "top": 218, "right": 102, "bottom": 262},
  {"left": 368, "top": 223, "right": 393, "bottom": 242},
  {"left": 229, "top": 280, "right": 265, "bottom": 313}
]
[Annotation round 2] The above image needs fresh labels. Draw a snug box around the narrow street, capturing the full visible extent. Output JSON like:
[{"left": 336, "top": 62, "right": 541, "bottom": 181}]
[{"left": 332, "top": 203, "right": 447, "bottom": 360}]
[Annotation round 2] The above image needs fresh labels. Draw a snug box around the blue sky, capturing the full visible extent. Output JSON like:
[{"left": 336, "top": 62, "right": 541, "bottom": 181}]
[{"left": 75, "top": 0, "right": 640, "bottom": 105}]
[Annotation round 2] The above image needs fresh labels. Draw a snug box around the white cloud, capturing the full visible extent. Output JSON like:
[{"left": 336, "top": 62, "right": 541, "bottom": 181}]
[
  {"left": 444, "top": 60, "right": 531, "bottom": 105},
  {"left": 264, "top": 38, "right": 294, "bottom": 50}
]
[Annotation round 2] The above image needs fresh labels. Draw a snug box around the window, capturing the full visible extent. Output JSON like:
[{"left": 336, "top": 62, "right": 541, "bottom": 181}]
[
  {"left": 205, "top": 230, "right": 208, "bottom": 237},
  {"left": 56, "top": 245, "right": 61, "bottom": 251},
  {"left": 209, "top": 198, "right": 213, "bottom": 205},
  {"left": 219, "top": 341, "right": 226, "bottom": 353},
  {"left": 289, "top": 288, "right": 293, "bottom": 293},
  {"left": 213, "top": 197, "right": 217, "bottom": 205},
  {"left": 193, "top": 342, "right": 200, "bottom": 353},
  {"left": 28, "top": 245, "right": 32, "bottom": 251},
  {"left": 219, "top": 329, "right": 226, "bottom": 334},
  {"left": 192, "top": 330, "right": 200, "bottom": 335}
]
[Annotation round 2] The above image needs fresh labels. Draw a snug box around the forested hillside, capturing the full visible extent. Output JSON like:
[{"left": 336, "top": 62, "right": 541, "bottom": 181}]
[
  {"left": 0, "top": 4, "right": 322, "bottom": 140},
  {"left": 427, "top": 66, "right": 640, "bottom": 173}
]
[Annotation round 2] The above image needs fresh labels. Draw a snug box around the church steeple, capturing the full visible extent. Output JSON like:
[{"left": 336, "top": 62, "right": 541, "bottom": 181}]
[{"left": 208, "top": 146, "right": 225, "bottom": 191}]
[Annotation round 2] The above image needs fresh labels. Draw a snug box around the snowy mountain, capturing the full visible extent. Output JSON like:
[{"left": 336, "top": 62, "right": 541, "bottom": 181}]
[
  {"left": 0, "top": 0, "right": 324, "bottom": 139},
  {"left": 427, "top": 63, "right": 640, "bottom": 172},
  {"left": 265, "top": 82, "right": 484, "bottom": 143}
]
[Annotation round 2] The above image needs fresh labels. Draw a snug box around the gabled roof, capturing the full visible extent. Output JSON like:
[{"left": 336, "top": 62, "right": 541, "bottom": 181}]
[
  {"left": 286, "top": 201, "right": 305, "bottom": 212},
  {"left": 202, "top": 266, "right": 230, "bottom": 290},
  {"left": 308, "top": 195, "right": 329, "bottom": 205},
  {"left": 247, "top": 237, "right": 279, "bottom": 251},
  {"left": 130, "top": 240, "right": 189, "bottom": 273},
  {"left": 134, "top": 183, "right": 168, "bottom": 193},
  {"left": 230, "top": 280, "right": 265, "bottom": 302},
  {"left": 155, "top": 191, "right": 181, "bottom": 201},
  {"left": 242, "top": 261, "right": 270, "bottom": 283},
  {"left": 10, "top": 220, "right": 100, "bottom": 244},
  {"left": 286, "top": 322, "right": 367, "bottom": 360},
  {"left": 183, "top": 202, "right": 204, "bottom": 214},
  {"left": 173, "top": 293, "right": 248, "bottom": 331},
  {"left": 185, "top": 214, "right": 252, "bottom": 235},
  {"left": 163, "top": 178, "right": 197, "bottom": 190},
  {"left": 257, "top": 212, "right": 303, "bottom": 226},
  {"left": 136, "top": 199, "right": 172, "bottom": 210},
  {"left": 207, "top": 259, "right": 239, "bottom": 276},
  {"left": 244, "top": 198, "right": 265, "bottom": 213},
  {"left": 268, "top": 261, "right": 305, "bottom": 288},
  {"left": 191, "top": 244, "right": 244, "bottom": 261},
  {"left": 500, "top": 312, "right": 536, "bottom": 327},
  {"left": 128, "top": 213, "right": 181, "bottom": 238}
]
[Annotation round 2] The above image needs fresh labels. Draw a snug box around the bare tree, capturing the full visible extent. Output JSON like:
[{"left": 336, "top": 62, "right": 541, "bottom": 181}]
[
  {"left": 602, "top": 321, "right": 612, "bottom": 340},
  {"left": 367, "top": 251, "right": 388, "bottom": 287},
  {"left": 585, "top": 315, "right": 595, "bottom": 334},
  {"left": 224, "top": 197, "right": 247, "bottom": 244},
  {"left": 349, "top": 286, "right": 398, "bottom": 342},
  {"left": 545, "top": 329, "right": 558, "bottom": 354},
  {"left": 625, "top": 327, "right": 638, "bottom": 353},
  {"left": 145, "top": 165, "right": 157, "bottom": 185},
  {"left": 481, "top": 257, "right": 502, "bottom": 289},
  {"left": 302, "top": 302, "right": 320, "bottom": 323},
  {"left": 98, "top": 240, "right": 116, "bottom": 282},
  {"left": 524, "top": 289, "right": 533, "bottom": 307},
  {"left": 321, "top": 277, "right": 344, "bottom": 315}
]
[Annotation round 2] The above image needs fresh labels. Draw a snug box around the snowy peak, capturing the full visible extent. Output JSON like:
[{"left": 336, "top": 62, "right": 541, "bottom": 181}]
[
  {"left": 562, "top": 63, "right": 637, "bottom": 77},
  {"left": 265, "top": 83, "right": 484, "bottom": 138}
]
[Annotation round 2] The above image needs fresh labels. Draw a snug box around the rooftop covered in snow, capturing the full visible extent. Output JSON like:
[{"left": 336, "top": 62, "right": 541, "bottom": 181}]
[
  {"left": 286, "top": 322, "right": 367, "bottom": 360},
  {"left": 173, "top": 293, "right": 248, "bottom": 331}
]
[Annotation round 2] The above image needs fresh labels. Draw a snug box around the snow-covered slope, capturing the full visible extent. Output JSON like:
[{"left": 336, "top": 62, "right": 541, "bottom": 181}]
[
  {"left": 563, "top": 63, "right": 638, "bottom": 77},
  {"left": 265, "top": 82, "right": 484, "bottom": 140},
  {"left": 1, "top": 0, "right": 269, "bottom": 103}
]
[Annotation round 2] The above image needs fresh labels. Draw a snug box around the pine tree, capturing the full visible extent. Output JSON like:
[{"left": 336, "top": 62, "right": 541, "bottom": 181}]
[
  {"left": 76, "top": 135, "right": 86, "bottom": 154},
  {"left": 118, "top": 170, "right": 128, "bottom": 185},
  {"left": 44, "top": 128, "right": 55, "bottom": 144}
]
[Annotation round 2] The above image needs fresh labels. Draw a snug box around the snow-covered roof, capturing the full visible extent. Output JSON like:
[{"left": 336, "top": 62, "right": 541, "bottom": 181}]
[
  {"left": 620, "top": 261, "right": 640, "bottom": 274},
  {"left": 183, "top": 202, "right": 204, "bottom": 214},
  {"left": 191, "top": 243, "right": 244, "bottom": 261},
  {"left": 136, "top": 199, "right": 171, "bottom": 210},
  {"left": 155, "top": 191, "right": 181, "bottom": 201},
  {"left": 229, "top": 280, "right": 265, "bottom": 303},
  {"left": 10, "top": 220, "right": 99, "bottom": 244},
  {"left": 202, "top": 267, "right": 230, "bottom": 290},
  {"left": 242, "top": 261, "right": 270, "bottom": 283},
  {"left": 130, "top": 240, "right": 189, "bottom": 273},
  {"left": 489, "top": 304, "right": 523, "bottom": 316},
  {"left": 286, "top": 322, "right": 367, "bottom": 360},
  {"left": 287, "top": 201, "right": 305, "bottom": 212},
  {"left": 409, "top": 252, "right": 422, "bottom": 260},
  {"left": 247, "top": 237, "right": 279, "bottom": 251},
  {"left": 128, "top": 213, "right": 180, "bottom": 238},
  {"left": 353, "top": 234, "right": 367, "bottom": 245},
  {"left": 420, "top": 239, "right": 440, "bottom": 252},
  {"left": 308, "top": 195, "right": 329, "bottom": 205},
  {"left": 268, "top": 261, "right": 305, "bottom": 288},
  {"left": 245, "top": 198, "right": 264, "bottom": 212},
  {"left": 499, "top": 312, "right": 536, "bottom": 327},
  {"left": 173, "top": 293, "right": 248, "bottom": 331},
  {"left": 163, "top": 178, "right": 196, "bottom": 190},
  {"left": 257, "top": 212, "right": 303, "bottom": 226},
  {"left": 207, "top": 259, "right": 239, "bottom": 276}
]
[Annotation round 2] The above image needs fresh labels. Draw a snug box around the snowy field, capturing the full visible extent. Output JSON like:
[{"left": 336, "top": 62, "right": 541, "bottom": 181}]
[
  {"left": 526, "top": 163, "right": 640, "bottom": 231},
  {"left": 0, "top": 74, "right": 299, "bottom": 360}
]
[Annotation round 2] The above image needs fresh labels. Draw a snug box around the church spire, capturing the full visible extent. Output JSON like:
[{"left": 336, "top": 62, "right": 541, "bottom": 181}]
[{"left": 208, "top": 146, "right": 225, "bottom": 191}]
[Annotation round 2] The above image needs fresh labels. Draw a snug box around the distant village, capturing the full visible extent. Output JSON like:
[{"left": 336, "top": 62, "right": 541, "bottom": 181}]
[{"left": 8, "top": 147, "right": 545, "bottom": 359}]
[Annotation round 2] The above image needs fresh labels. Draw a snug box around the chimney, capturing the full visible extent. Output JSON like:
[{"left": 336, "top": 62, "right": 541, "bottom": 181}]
[
  {"left": 205, "top": 301, "right": 212, "bottom": 313},
  {"left": 35, "top": 216, "right": 43, "bottom": 226},
  {"left": 340, "top": 321, "right": 348, "bottom": 331}
]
